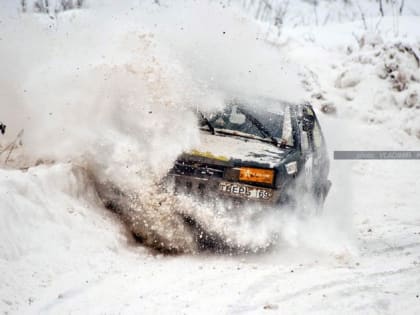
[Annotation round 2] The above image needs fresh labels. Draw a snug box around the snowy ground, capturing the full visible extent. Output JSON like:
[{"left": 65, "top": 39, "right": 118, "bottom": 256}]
[
  {"left": 1, "top": 1, "right": 420, "bottom": 314},
  {"left": 2, "top": 119, "right": 419, "bottom": 314}
]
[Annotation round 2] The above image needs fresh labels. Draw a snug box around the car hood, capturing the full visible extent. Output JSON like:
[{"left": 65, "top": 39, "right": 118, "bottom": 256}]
[{"left": 187, "top": 131, "right": 288, "bottom": 168}]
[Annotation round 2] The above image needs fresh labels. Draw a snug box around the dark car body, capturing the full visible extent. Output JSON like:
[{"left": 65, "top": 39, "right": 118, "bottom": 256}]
[{"left": 168, "top": 98, "right": 331, "bottom": 207}]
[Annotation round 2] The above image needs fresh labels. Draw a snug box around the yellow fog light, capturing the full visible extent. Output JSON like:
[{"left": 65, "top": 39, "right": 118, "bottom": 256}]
[{"left": 239, "top": 167, "right": 274, "bottom": 185}]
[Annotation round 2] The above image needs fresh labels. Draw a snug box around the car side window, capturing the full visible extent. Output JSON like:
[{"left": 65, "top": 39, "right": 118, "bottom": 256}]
[
  {"left": 299, "top": 105, "right": 310, "bottom": 153},
  {"left": 282, "top": 107, "right": 294, "bottom": 146},
  {"left": 313, "top": 119, "right": 323, "bottom": 149},
  {"left": 301, "top": 126, "right": 310, "bottom": 153}
]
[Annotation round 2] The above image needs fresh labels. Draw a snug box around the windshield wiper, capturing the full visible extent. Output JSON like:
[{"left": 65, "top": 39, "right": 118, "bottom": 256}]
[
  {"left": 199, "top": 112, "right": 215, "bottom": 135},
  {"left": 237, "top": 108, "right": 279, "bottom": 146}
]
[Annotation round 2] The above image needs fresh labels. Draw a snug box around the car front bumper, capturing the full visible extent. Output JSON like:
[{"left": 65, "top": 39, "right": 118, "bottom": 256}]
[{"left": 168, "top": 173, "right": 283, "bottom": 205}]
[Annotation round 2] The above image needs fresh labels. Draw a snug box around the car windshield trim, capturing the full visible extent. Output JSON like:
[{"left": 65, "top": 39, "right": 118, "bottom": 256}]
[
  {"left": 198, "top": 112, "right": 215, "bottom": 135},
  {"left": 209, "top": 127, "right": 270, "bottom": 142}
]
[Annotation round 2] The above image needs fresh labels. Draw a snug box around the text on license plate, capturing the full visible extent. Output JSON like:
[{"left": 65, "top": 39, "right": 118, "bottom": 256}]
[{"left": 218, "top": 182, "right": 273, "bottom": 200}]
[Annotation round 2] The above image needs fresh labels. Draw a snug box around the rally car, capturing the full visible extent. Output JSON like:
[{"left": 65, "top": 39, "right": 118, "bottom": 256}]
[{"left": 168, "top": 97, "right": 331, "bottom": 209}]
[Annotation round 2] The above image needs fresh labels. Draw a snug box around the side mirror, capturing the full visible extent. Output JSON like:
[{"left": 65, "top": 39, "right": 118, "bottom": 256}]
[{"left": 302, "top": 113, "right": 314, "bottom": 132}]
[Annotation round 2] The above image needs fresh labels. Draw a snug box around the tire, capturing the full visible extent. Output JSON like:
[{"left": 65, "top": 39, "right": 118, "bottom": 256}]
[{"left": 95, "top": 180, "right": 198, "bottom": 254}]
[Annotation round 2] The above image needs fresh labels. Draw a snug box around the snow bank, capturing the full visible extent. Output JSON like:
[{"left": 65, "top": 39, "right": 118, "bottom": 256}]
[
  {"left": 0, "top": 164, "right": 104, "bottom": 261},
  {"left": 278, "top": 13, "right": 420, "bottom": 144},
  {"left": 0, "top": 163, "right": 136, "bottom": 313},
  {"left": 337, "top": 38, "right": 420, "bottom": 139}
]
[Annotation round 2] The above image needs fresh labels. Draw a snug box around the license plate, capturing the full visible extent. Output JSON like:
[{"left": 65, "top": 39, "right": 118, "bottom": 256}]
[{"left": 218, "top": 182, "right": 273, "bottom": 200}]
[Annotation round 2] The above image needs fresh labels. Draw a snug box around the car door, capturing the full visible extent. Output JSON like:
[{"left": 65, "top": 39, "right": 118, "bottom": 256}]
[{"left": 300, "top": 105, "right": 330, "bottom": 195}]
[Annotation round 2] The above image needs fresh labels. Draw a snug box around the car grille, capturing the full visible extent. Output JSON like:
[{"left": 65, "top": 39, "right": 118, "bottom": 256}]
[{"left": 172, "top": 160, "right": 225, "bottom": 178}]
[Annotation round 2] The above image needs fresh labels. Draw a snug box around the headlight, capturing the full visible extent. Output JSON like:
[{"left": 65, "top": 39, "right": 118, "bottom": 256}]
[
  {"left": 239, "top": 167, "right": 274, "bottom": 185},
  {"left": 285, "top": 161, "right": 297, "bottom": 175}
]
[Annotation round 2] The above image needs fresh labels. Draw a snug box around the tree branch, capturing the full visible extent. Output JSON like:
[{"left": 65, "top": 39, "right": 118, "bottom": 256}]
[
  {"left": 399, "top": 0, "right": 405, "bottom": 15},
  {"left": 379, "top": 0, "right": 384, "bottom": 17}
]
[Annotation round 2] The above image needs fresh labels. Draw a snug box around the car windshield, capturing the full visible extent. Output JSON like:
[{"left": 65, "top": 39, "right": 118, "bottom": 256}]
[{"left": 200, "top": 101, "right": 294, "bottom": 147}]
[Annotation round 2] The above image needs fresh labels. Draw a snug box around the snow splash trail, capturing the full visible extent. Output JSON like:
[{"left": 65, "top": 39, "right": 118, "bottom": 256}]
[{"left": 0, "top": 0, "right": 353, "bottom": 255}]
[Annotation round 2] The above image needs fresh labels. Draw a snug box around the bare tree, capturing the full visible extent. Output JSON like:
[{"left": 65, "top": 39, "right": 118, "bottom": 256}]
[
  {"left": 255, "top": 0, "right": 272, "bottom": 20},
  {"left": 33, "top": 0, "right": 50, "bottom": 13},
  {"left": 21, "top": 0, "right": 27, "bottom": 13},
  {"left": 274, "top": 0, "right": 290, "bottom": 36},
  {"left": 61, "top": 0, "right": 75, "bottom": 11},
  {"left": 356, "top": 2, "right": 368, "bottom": 30},
  {"left": 31, "top": 0, "right": 83, "bottom": 14},
  {"left": 34, "top": 0, "right": 46, "bottom": 13},
  {"left": 312, "top": 0, "right": 319, "bottom": 26},
  {"left": 399, "top": 0, "right": 405, "bottom": 15},
  {"left": 379, "top": 0, "right": 384, "bottom": 16}
]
